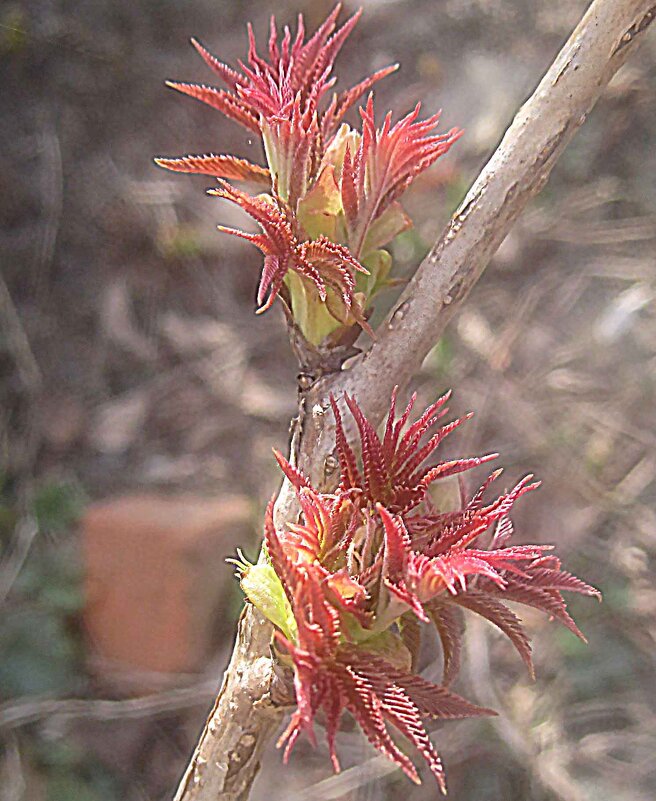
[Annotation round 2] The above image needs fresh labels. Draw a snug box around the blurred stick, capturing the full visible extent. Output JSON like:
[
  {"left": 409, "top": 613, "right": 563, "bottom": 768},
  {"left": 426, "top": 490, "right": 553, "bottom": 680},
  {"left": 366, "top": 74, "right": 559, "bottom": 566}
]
[
  {"left": 0, "top": 680, "right": 220, "bottom": 731},
  {"left": 0, "top": 734, "right": 25, "bottom": 801},
  {"left": 0, "top": 517, "right": 38, "bottom": 607},
  {"left": 0, "top": 273, "right": 42, "bottom": 395},
  {"left": 173, "top": 2, "right": 656, "bottom": 800},
  {"left": 0, "top": 273, "right": 42, "bottom": 605},
  {"left": 464, "top": 617, "right": 584, "bottom": 801}
]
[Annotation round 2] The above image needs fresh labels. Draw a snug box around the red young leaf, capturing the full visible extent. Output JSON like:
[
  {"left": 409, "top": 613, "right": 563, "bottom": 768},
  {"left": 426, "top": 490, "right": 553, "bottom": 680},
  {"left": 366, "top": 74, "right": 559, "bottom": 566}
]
[
  {"left": 427, "top": 602, "right": 464, "bottom": 686},
  {"left": 250, "top": 389, "right": 600, "bottom": 791},
  {"left": 272, "top": 448, "right": 311, "bottom": 490},
  {"left": 332, "top": 388, "right": 491, "bottom": 514},
  {"left": 208, "top": 180, "right": 366, "bottom": 317},
  {"left": 445, "top": 591, "right": 535, "bottom": 679},
  {"left": 164, "top": 81, "right": 259, "bottom": 132},
  {"left": 166, "top": 6, "right": 396, "bottom": 205},
  {"left": 341, "top": 96, "right": 463, "bottom": 256},
  {"left": 154, "top": 153, "right": 270, "bottom": 184}
]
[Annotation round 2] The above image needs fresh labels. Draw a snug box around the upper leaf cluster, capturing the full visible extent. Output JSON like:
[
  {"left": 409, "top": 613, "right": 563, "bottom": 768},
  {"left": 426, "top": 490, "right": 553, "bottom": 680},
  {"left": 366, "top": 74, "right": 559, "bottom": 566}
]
[{"left": 156, "top": 4, "right": 461, "bottom": 346}]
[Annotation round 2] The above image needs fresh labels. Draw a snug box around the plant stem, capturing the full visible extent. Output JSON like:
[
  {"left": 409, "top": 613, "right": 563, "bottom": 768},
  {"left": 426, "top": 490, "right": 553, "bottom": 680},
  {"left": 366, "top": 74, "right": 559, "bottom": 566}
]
[{"left": 173, "top": 3, "right": 656, "bottom": 799}]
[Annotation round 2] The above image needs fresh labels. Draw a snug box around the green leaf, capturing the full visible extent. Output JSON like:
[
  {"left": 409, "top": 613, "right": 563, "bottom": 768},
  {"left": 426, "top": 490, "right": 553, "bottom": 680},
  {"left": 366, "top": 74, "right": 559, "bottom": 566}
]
[
  {"left": 360, "top": 631, "right": 412, "bottom": 671},
  {"left": 322, "top": 123, "right": 360, "bottom": 174},
  {"left": 362, "top": 202, "right": 412, "bottom": 255},
  {"left": 426, "top": 474, "right": 462, "bottom": 514},
  {"left": 358, "top": 249, "right": 392, "bottom": 298},
  {"left": 284, "top": 271, "right": 344, "bottom": 346},
  {"left": 297, "top": 165, "right": 343, "bottom": 241},
  {"left": 14, "top": 541, "right": 83, "bottom": 613},
  {"left": 342, "top": 621, "right": 413, "bottom": 672},
  {"left": 298, "top": 165, "right": 342, "bottom": 217},
  {"left": 240, "top": 563, "right": 297, "bottom": 640}
]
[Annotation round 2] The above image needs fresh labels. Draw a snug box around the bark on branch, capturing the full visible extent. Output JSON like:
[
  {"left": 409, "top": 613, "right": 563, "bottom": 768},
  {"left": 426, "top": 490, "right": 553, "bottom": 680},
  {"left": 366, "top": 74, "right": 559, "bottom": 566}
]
[{"left": 173, "top": 2, "right": 655, "bottom": 799}]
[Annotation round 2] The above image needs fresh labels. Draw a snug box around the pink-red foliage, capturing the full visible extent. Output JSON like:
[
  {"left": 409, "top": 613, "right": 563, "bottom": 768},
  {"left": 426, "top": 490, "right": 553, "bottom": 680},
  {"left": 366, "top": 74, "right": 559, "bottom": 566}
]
[
  {"left": 156, "top": 5, "right": 599, "bottom": 791},
  {"left": 342, "top": 97, "right": 463, "bottom": 256},
  {"left": 244, "top": 389, "right": 600, "bottom": 789},
  {"left": 155, "top": 5, "right": 461, "bottom": 343},
  {"left": 207, "top": 181, "right": 367, "bottom": 313}
]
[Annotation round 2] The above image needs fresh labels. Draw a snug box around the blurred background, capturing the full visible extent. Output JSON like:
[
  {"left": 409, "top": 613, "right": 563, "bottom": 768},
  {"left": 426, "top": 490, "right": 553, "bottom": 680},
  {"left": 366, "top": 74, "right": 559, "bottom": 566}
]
[{"left": 1, "top": 1, "right": 655, "bottom": 799}]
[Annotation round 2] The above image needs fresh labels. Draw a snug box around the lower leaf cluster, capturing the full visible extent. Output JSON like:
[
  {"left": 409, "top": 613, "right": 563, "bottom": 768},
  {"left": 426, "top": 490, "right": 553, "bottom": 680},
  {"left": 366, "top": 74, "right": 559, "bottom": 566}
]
[{"left": 236, "top": 389, "right": 600, "bottom": 791}]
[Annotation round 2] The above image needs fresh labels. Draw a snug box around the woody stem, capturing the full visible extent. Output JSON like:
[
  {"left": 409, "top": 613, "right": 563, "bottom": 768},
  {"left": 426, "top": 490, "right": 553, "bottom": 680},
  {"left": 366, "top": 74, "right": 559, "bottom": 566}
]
[{"left": 173, "top": 3, "right": 656, "bottom": 800}]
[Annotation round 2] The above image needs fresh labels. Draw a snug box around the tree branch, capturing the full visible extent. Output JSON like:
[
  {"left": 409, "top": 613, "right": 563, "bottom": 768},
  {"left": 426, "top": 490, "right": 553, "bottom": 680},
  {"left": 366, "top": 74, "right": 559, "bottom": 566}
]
[
  {"left": 329, "top": 0, "right": 656, "bottom": 435},
  {"left": 173, "top": 2, "right": 655, "bottom": 799}
]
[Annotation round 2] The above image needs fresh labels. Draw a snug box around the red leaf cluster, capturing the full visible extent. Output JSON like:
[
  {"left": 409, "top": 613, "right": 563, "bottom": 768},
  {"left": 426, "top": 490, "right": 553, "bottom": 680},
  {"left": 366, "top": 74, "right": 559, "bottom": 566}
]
[
  {"left": 251, "top": 389, "right": 600, "bottom": 789},
  {"left": 157, "top": 5, "right": 394, "bottom": 205},
  {"left": 155, "top": 5, "right": 461, "bottom": 343},
  {"left": 207, "top": 181, "right": 367, "bottom": 314}
]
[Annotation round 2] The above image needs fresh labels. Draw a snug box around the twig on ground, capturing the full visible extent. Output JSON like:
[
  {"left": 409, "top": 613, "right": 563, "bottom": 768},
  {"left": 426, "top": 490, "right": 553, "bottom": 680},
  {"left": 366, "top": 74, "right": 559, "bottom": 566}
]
[
  {"left": 464, "top": 617, "right": 584, "bottom": 801},
  {"left": 0, "top": 273, "right": 42, "bottom": 395},
  {"left": 0, "top": 680, "right": 220, "bottom": 732},
  {"left": 0, "top": 517, "right": 39, "bottom": 607},
  {"left": 0, "top": 734, "right": 25, "bottom": 801}
]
